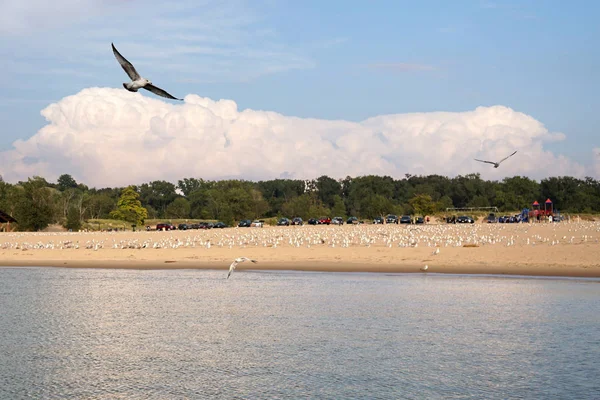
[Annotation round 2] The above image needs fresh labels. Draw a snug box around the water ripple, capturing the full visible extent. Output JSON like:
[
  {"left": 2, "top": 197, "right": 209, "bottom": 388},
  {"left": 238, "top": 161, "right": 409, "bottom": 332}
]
[{"left": 1, "top": 268, "right": 599, "bottom": 399}]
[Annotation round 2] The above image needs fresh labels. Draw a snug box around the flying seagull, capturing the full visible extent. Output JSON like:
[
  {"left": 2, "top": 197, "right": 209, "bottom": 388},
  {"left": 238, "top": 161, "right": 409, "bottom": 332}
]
[
  {"left": 227, "top": 257, "right": 258, "bottom": 279},
  {"left": 474, "top": 151, "right": 517, "bottom": 168},
  {"left": 111, "top": 43, "right": 182, "bottom": 101}
]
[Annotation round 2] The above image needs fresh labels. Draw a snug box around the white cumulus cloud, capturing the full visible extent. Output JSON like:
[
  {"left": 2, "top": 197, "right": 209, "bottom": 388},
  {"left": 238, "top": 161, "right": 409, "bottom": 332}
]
[{"left": 0, "top": 87, "right": 593, "bottom": 187}]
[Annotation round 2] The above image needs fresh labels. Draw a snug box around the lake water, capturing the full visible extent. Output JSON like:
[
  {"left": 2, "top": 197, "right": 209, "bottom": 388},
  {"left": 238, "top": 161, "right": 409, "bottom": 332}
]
[{"left": 1, "top": 267, "right": 599, "bottom": 399}]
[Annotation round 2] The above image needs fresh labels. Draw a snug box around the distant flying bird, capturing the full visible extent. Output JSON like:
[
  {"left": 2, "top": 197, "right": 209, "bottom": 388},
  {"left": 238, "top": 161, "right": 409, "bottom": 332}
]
[
  {"left": 227, "top": 257, "right": 258, "bottom": 279},
  {"left": 111, "top": 43, "right": 182, "bottom": 101},
  {"left": 474, "top": 151, "right": 517, "bottom": 168}
]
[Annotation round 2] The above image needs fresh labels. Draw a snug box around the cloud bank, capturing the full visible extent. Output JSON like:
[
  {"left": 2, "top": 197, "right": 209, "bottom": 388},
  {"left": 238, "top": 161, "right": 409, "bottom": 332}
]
[{"left": 0, "top": 87, "right": 593, "bottom": 187}]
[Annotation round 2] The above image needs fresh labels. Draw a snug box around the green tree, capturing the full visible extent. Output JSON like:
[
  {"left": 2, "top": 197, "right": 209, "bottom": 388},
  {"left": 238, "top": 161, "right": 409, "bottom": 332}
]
[
  {"left": 138, "top": 180, "right": 178, "bottom": 218},
  {"left": 330, "top": 195, "right": 346, "bottom": 217},
  {"left": 361, "top": 194, "right": 394, "bottom": 219},
  {"left": 177, "top": 177, "right": 208, "bottom": 197},
  {"left": 57, "top": 174, "right": 78, "bottom": 191},
  {"left": 436, "top": 195, "right": 454, "bottom": 211},
  {"left": 14, "top": 177, "right": 55, "bottom": 231},
  {"left": 256, "top": 179, "right": 305, "bottom": 217},
  {"left": 165, "top": 198, "right": 191, "bottom": 219},
  {"left": 409, "top": 194, "right": 436, "bottom": 216},
  {"left": 315, "top": 175, "right": 342, "bottom": 209},
  {"left": 110, "top": 186, "right": 148, "bottom": 226},
  {"left": 65, "top": 206, "right": 82, "bottom": 231},
  {"left": 85, "top": 193, "right": 116, "bottom": 219}
]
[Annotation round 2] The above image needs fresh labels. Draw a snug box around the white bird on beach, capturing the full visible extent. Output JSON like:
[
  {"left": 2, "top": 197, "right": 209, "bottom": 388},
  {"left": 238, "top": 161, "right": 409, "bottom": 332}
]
[
  {"left": 474, "top": 151, "right": 517, "bottom": 168},
  {"left": 432, "top": 247, "right": 440, "bottom": 255},
  {"left": 420, "top": 265, "right": 429, "bottom": 272},
  {"left": 111, "top": 43, "right": 182, "bottom": 100},
  {"left": 227, "top": 257, "right": 258, "bottom": 279}
]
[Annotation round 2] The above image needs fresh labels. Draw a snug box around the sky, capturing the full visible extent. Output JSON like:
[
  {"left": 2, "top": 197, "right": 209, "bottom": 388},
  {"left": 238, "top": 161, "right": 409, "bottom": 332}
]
[{"left": 0, "top": 0, "right": 599, "bottom": 187}]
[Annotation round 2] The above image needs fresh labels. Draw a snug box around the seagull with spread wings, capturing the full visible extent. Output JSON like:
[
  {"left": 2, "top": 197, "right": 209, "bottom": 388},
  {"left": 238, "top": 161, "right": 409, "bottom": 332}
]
[
  {"left": 474, "top": 151, "right": 517, "bottom": 168},
  {"left": 111, "top": 43, "right": 182, "bottom": 101},
  {"left": 227, "top": 257, "right": 258, "bottom": 279}
]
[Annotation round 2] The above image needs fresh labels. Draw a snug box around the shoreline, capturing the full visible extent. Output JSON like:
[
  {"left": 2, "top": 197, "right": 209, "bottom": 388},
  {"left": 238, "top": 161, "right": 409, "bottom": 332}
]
[
  {"left": 1, "top": 259, "right": 599, "bottom": 278},
  {"left": 2, "top": 222, "right": 600, "bottom": 278}
]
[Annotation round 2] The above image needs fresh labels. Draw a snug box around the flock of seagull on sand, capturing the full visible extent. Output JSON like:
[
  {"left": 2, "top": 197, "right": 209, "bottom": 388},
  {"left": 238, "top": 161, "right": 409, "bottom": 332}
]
[{"left": 3, "top": 223, "right": 598, "bottom": 278}]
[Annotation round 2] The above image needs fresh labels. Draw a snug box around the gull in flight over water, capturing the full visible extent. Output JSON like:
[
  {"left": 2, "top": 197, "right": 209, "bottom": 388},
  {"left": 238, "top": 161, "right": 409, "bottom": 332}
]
[
  {"left": 111, "top": 43, "right": 182, "bottom": 101},
  {"left": 474, "top": 151, "right": 517, "bottom": 168},
  {"left": 227, "top": 257, "right": 258, "bottom": 279}
]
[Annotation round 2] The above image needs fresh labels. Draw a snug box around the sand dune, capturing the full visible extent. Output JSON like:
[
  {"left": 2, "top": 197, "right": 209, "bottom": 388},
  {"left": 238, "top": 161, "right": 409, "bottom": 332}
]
[{"left": 1, "top": 222, "right": 599, "bottom": 277}]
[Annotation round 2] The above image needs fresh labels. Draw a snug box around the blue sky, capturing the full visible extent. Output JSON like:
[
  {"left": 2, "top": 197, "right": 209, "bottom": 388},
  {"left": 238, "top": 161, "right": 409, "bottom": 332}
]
[{"left": 0, "top": 0, "right": 598, "bottom": 172}]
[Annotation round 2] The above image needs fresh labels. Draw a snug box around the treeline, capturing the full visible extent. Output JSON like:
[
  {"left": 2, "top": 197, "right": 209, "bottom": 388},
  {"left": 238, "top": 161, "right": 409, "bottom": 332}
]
[{"left": 1, "top": 173, "right": 599, "bottom": 231}]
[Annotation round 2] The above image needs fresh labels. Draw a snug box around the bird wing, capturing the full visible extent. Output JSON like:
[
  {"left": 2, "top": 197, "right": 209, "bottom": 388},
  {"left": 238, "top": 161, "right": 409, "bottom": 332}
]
[
  {"left": 227, "top": 261, "right": 236, "bottom": 279},
  {"left": 474, "top": 159, "right": 495, "bottom": 165},
  {"left": 111, "top": 43, "right": 140, "bottom": 81},
  {"left": 143, "top": 84, "right": 182, "bottom": 101},
  {"left": 251, "top": 259, "right": 258, "bottom": 263},
  {"left": 497, "top": 151, "right": 517, "bottom": 164}
]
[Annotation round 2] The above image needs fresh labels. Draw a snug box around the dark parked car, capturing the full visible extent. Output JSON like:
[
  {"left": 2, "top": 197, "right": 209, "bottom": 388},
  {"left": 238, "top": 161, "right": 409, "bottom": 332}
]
[
  {"left": 347, "top": 216, "right": 359, "bottom": 225},
  {"left": 457, "top": 216, "right": 475, "bottom": 223},
  {"left": 307, "top": 218, "right": 318, "bottom": 225},
  {"left": 213, "top": 222, "right": 228, "bottom": 228},
  {"left": 238, "top": 219, "right": 252, "bottom": 227},
  {"left": 414, "top": 216, "right": 424, "bottom": 224},
  {"left": 277, "top": 218, "right": 290, "bottom": 226},
  {"left": 386, "top": 214, "right": 399, "bottom": 224},
  {"left": 400, "top": 215, "right": 412, "bottom": 224},
  {"left": 318, "top": 217, "right": 332, "bottom": 225},
  {"left": 373, "top": 216, "right": 384, "bottom": 224},
  {"left": 291, "top": 217, "right": 303, "bottom": 226},
  {"left": 332, "top": 217, "right": 344, "bottom": 225},
  {"left": 178, "top": 223, "right": 190, "bottom": 230},
  {"left": 198, "top": 222, "right": 213, "bottom": 229},
  {"left": 486, "top": 213, "right": 497, "bottom": 223},
  {"left": 498, "top": 215, "right": 512, "bottom": 223},
  {"left": 156, "top": 223, "right": 176, "bottom": 231}
]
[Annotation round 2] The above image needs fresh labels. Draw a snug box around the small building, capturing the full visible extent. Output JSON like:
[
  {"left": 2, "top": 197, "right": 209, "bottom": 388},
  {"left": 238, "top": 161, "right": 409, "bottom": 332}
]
[{"left": 0, "top": 210, "right": 17, "bottom": 232}]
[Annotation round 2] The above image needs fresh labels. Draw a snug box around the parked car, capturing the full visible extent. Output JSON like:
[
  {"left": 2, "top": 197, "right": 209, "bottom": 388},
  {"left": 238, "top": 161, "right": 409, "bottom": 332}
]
[
  {"left": 414, "top": 216, "right": 424, "bottom": 224},
  {"left": 400, "top": 215, "right": 412, "bottom": 224},
  {"left": 213, "top": 222, "right": 228, "bottom": 228},
  {"left": 291, "top": 217, "right": 303, "bottom": 226},
  {"left": 277, "top": 217, "right": 290, "bottom": 226},
  {"left": 307, "top": 218, "right": 318, "bottom": 225},
  {"left": 178, "top": 223, "right": 190, "bottom": 230},
  {"left": 347, "top": 216, "right": 359, "bottom": 225},
  {"left": 238, "top": 219, "right": 252, "bottom": 227},
  {"left": 156, "top": 223, "right": 176, "bottom": 231},
  {"left": 198, "top": 222, "right": 213, "bottom": 229},
  {"left": 332, "top": 217, "right": 344, "bottom": 225},
  {"left": 498, "top": 215, "right": 512, "bottom": 223},
  {"left": 251, "top": 220, "right": 264, "bottom": 227},
  {"left": 386, "top": 214, "right": 399, "bottom": 224},
  {"left": 318, "top": 217, "right": 332, "bottom": 225},
  {"left": 373, "top": 216, "right": 384, "bottom": 224},
  {"left": 486, "top": 213, "right": 497, "bottom": 223},
  {"left": 457, "top": 216, "right": 475, "bottom": 223}
]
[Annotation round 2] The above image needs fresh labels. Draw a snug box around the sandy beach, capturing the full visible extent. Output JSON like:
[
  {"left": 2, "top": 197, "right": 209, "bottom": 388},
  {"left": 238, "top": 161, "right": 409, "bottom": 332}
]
[{"left": 1, "top": 222, "right": 600, "bottom": 277}]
